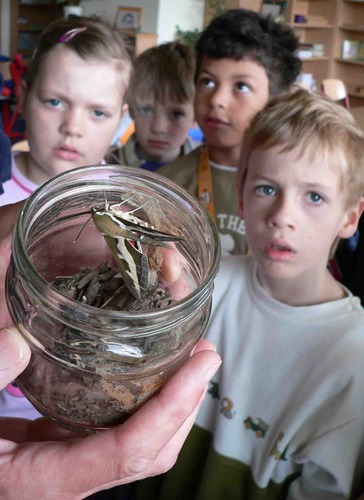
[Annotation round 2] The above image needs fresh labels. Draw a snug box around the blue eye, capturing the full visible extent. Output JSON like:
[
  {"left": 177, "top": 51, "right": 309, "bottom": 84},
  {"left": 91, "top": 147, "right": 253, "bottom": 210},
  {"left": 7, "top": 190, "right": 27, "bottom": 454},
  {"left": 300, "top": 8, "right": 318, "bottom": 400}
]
[
  {"left": 307, "top": 192, "right": 324, "bottom": 204},
  {"left": 256, "top": 185, "right": 276, "bottom": 196},
  {"left": 93, "top": 110, "right": 107, "bottom": 119},
  {"left": 138, "top": 106, "right": 152, "bottom": 116},
  {"left": 45, "top": 98, "right": 62, "bottom": 108}
]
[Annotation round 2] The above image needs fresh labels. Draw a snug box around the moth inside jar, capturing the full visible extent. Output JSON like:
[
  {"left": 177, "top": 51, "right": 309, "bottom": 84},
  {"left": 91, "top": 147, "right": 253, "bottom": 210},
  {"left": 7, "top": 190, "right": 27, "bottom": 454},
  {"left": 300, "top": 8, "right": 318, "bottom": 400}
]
[{"left": 6, "top": 165, "right": 220, "bottom": 432}]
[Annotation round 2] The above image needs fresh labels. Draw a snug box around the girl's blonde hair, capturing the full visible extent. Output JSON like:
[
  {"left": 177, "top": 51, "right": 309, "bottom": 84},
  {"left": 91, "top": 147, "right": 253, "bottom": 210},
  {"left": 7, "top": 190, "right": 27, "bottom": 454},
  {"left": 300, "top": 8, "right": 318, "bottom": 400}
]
[
  {"left": 26, "top": 16, "right": 132, "bottom": 93},
  {"left": 238, "top": 87, "right": 364, "bottom": 209}
]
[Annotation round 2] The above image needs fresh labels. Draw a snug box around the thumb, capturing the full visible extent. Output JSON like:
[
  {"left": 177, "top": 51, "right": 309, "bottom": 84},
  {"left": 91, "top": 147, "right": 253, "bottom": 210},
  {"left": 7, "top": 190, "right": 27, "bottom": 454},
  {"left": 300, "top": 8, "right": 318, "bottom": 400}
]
[{"left": 0, "top": 327, "right": 31, "bottom": 390}]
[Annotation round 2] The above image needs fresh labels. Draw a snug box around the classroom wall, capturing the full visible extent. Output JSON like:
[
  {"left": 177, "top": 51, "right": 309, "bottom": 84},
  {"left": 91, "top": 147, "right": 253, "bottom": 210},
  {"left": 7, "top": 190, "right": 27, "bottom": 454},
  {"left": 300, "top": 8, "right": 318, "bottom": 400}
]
[
  {"left": 81, "top": 0, "right": 204, "bottom": 43},
  {"left": 157, "top": 0, "right": 205, "bottom": 44}
]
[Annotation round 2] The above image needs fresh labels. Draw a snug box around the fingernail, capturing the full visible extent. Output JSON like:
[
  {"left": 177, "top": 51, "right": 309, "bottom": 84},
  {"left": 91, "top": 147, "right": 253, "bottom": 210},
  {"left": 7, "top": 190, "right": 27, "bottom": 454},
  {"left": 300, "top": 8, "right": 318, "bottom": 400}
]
[
  {"left": 204, "top": 358, "right": 222, "bottom": 384},
  {"left": 0, "top": 329, "right": 24, "bottom": 371}
]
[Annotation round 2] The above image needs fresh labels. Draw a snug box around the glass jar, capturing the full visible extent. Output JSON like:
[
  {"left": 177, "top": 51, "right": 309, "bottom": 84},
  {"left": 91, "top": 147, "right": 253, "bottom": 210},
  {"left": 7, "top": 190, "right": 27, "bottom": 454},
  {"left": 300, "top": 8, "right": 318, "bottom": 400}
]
[{"left": 6, "top": 165, "right": 220, "bottom": 432}]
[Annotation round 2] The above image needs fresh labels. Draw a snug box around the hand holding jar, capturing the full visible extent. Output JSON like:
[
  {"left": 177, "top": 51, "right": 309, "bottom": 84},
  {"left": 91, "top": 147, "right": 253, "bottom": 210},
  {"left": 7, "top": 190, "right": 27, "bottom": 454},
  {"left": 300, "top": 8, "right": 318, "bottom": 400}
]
[
  {"left": 0, "top": 324, "right": 221, "bottom": 499},
  {"left": 0, "top": 170, "right": 222, "bottom": 498}
]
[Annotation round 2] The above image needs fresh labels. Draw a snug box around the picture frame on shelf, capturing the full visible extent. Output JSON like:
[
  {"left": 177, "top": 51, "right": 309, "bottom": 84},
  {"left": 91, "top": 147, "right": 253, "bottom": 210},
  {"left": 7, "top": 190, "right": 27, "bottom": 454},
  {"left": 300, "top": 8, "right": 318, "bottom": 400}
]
[
  {"left": 342, "top": 39, "right": 360, "bottom": 60},
  {"left": 260, "top": 3, "right": 281, "bottom": 18},
  {"left": 116, "top": 7, "right": 142, "bottom": 31},
  {"left": 260, "top": 0, "right": 284, "bottom": 20}
]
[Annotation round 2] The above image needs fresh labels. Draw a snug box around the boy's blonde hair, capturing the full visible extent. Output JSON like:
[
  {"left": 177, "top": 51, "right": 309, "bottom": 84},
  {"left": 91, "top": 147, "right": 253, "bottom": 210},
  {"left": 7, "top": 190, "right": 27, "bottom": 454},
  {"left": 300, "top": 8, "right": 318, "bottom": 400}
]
[
  {"left": 128, "top": 41, "right": 195, "bottom": 110},
  {"left": 26, "top": 16, "right": 132, "bottom": 94},
  {"left": 239, "top": 87, "right": 364, "bottom": 209}
]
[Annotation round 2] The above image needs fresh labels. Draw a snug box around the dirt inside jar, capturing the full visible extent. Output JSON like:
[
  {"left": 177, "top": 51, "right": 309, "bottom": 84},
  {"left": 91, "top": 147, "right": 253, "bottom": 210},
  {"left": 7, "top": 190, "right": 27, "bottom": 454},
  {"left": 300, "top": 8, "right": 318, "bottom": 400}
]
[
  {"left": 17, "top": 347, "right": 183, "bottom": 431},
  {"left": 52, "top": 259, "right": 174, "bottom": 311},
  {"left": 16, "top": 259, "right": 184, "bottom": 431}
]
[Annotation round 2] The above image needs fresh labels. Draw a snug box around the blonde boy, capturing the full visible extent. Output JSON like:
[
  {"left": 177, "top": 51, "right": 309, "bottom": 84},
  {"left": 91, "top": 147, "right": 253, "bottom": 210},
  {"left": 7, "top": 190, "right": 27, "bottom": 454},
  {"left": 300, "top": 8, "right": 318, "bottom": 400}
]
[
  {"left": 137, "top": 88, "right": 364, "bottom": 498},
  {"left": 108, "top": 41, "right": 197, "bottom": 171}
]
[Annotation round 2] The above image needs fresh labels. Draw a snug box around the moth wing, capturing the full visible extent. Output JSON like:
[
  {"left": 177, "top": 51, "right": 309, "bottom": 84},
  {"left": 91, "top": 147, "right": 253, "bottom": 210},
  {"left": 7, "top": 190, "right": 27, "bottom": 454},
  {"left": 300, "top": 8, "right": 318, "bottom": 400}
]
[
  {"left": 104, "top": 235, "right": 148, "bottom": 300},
  {"left": 116, "top": 216, "right": 182, "bottom": 244},
  {"left": 92, "top": 211, "right": 131, "bottom": 239}
]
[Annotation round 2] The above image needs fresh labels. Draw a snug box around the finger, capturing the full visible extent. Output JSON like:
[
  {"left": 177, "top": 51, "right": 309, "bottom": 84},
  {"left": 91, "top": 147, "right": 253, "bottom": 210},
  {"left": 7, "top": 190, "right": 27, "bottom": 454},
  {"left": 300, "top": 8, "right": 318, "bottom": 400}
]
[
  {"left": 191, "top": 337, "right": 217, "bottom": 355},
  {"left": 160, "top": 247, "right": 193, "bottom": 300},
  {"left": 88, "top": 379, "right": 209, "bottom": 494},
  {"left": 0, "top": 202, "right": 23, "bottom": 274},
  {"left": 0, "top": 201, "right": 23, "bottom": 236},
  {"left": 119, "top": 348, "right": 221, "bottom": 480},
  {"left": 0, "top": 203, "right": 23, "bottom": 328},
  {"left": 116, "top": 341, "right": 219, "bottom": 480},
  {"left": 125, "top": 344, "right": 220, "bottom": 478},
  {"left": 159, "top": 245, "right": 183, "bottom": 283},
  {"left": 0, "top": 416, "right": 81, "bottom": 442},
  {"left": 140, "top": 378, "right": 206, "bottom": 475},
  {"left": 0, "top": 328, "right": 31, "bottom": 390}
]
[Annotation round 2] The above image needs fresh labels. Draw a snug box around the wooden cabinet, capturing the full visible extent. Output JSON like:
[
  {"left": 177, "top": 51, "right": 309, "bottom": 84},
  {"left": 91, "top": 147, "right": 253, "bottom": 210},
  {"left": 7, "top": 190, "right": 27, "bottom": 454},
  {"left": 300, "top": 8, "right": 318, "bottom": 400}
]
[
  {"left": 284, "top": 0, "right": 364, "bottom": 104},
  {"left": 10, "top": 1, "right": 62, "bottom": 61},
  {"left": 284, "top": 0, "right": 338, "bottom": 88},
  {"left": 332, "top": 0, "right": 364, "bottom": 105}
]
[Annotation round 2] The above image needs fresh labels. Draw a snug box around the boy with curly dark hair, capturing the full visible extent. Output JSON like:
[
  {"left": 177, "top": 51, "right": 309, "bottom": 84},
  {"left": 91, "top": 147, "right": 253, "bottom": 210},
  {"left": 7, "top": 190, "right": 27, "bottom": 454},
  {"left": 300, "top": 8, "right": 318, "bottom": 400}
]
[{"left": 158, "top": 9, "right": 301, "bottom": 256}]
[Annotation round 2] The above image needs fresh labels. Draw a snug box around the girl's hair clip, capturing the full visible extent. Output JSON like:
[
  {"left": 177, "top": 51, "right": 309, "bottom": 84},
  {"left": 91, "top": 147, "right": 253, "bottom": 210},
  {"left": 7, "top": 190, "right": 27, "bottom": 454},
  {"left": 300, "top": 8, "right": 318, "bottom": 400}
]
[{"left": 59, "top": 27, "right": 87, "bottom": 43}]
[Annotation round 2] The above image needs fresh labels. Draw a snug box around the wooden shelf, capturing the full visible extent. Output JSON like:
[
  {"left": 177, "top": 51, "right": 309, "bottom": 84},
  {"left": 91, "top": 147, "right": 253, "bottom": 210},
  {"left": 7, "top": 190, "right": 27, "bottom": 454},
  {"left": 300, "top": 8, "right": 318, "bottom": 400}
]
[
  {"left": 340, "top": 23, "right": 364, "bottom": 31},
  {"left": 293, "top": 23, "right": 334, "bottom": 28},
  {"left": 284, "top": 0, "right": 364, "bottom": 102},
  {"left": 299, "top": 56, "right": 330, "bottom": 61},
  {"left": 336, "top": 57, "right": 364, "bottom": 65},
  {"left": 10, "top": 2, "right": 62, "bottom": 59},
  {"left": 347, "top": 82, "right": 364, "bottom": 97}
]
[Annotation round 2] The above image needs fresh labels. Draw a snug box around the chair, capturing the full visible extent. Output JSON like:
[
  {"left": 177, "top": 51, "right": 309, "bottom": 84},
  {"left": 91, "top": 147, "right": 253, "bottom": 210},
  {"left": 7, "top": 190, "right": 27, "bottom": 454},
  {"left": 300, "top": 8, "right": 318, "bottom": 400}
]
[
  {"left": 321, "top": 79, "right": 350, "bottom": 109},
  {"left": 11, "top": 139, "right": 29, "bottom": 152},
  {"left": 0, "top": 54, "right": 26, "bottom": 142}
]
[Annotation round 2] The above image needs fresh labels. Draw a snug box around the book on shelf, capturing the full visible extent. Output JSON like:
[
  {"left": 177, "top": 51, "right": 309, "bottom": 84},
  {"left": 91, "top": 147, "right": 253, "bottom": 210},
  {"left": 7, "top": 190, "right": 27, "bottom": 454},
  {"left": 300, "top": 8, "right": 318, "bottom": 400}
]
[
  {"left": 358, "top": 41, "right": 364, "bottom": 60},
  {"left": 297, "top": 43, "right": 314, "bottom": 59}
]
